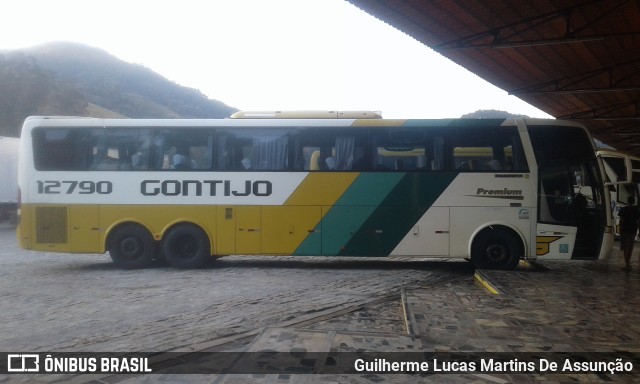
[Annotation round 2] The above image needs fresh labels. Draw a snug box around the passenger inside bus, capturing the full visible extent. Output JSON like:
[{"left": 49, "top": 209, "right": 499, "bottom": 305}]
[
  {"left": 325, "top": 157, "right": 336, "bottom": 170},
  {"left": 172, "top": 153, "right": 191, "bottom": 170},
  {"left": 487, "top": 159, "right": 503, "bottom": 171}
]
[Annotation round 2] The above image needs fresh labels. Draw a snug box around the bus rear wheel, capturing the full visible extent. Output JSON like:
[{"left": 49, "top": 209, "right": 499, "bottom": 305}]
[
  {"left": 108, "top": 224, "right": 155, "bottom": 269},
  {"left": 471, "top": 228, "right": 521, "bottom": 270},
  {"left": 162, "top": 224, "right": 211, "bottom": 269}
]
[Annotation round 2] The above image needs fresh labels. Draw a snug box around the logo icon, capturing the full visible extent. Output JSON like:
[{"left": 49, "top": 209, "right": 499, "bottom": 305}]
[
  {"left": 7, "top": 354, "right": 40, "bottom": 372},
  {"left": 536, "top": 236, "right": 563, "bottom": 256}
]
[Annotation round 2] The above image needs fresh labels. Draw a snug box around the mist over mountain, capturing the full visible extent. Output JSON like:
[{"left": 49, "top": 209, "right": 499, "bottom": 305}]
[{"left": 0, "top": 42, "right": 237, "bottom": 137}]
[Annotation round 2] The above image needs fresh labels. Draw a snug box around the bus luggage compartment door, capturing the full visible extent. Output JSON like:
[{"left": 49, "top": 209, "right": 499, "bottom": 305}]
[
  {"left": 70, "top": 205, "right": 100, "bottom": 253},
  {"left": 391, "top": 206, "right": 450, "bottom": 256},
  {"left": 236, "top": 206, "right": 261, "bottom": 255},
  {"left": 262, "top": 206, "right": 321, "bottom": 255}
]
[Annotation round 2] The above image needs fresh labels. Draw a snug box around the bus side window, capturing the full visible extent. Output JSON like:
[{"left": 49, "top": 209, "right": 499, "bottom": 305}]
[
  {"left": 449, "top": 126, "right": 528, "bottom": 172},
  {"left": 217, "top": 129, "right": 288, "bottom": 171},
  {"left": 294, "top": 129, "right": 364, "bottom": 171},
  {"left": 371, "top": 128, "right": 428, "bottom": 172},
  {"left": 33, "top": 129, "right": 92, "bottom": 171},
  {"left": 90, "top": 129, "right": 139, "bottom": 171},
  {"left": 159, "top": 130, "right": 213, "bottom": 171}
]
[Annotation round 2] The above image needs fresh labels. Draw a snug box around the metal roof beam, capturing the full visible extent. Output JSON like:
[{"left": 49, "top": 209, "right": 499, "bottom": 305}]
[
  {"left": 560, "top": 100, "right": 640, "bottom": 119},
  {"left": 434, "top": 0, "right": 637, "bottom": 51},
  {"left": 510, "top": 59, "right": 640, "bottom": 95},
  {"left": 516, "top": 86, "right": 640, "bottom": 95}
]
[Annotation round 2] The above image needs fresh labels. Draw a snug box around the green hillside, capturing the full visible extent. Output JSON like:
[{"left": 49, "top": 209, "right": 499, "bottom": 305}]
[{"left": 0, "top": 42, "right": 237, "bottom": 137}]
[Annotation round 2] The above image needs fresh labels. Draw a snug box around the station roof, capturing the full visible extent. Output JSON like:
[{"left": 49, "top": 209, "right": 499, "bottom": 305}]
[{"left": 347, "top": 0, "right": 640, "bottom": 154}]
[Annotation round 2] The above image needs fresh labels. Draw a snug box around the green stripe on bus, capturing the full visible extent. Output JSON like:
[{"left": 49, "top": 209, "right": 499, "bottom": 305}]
[
  {"left": 339, "top": 172, "right": 458, "bottom": 256},
  {"left": 294, "top": 173, "right": 404, "bottom": 255}
]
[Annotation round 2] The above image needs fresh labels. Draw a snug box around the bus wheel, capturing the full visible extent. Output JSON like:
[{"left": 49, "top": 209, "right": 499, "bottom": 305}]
[
  {"left": 162, "top": 224, "right": 211, "bottom": 269},
  {"left": 108, "top": 224, "right": 155, "bottom": 269},
  {"left": 471, "top": 228, "right": 521, "bottom": 270}
]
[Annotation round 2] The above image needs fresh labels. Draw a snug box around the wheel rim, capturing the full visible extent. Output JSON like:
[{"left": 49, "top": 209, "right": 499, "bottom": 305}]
[
  {"left": 120, "top": 236, "right": 142, "bottom": 260},
  {"left": 172, "top": 235, "right": 198, "bottom": 259},
  {"left": 485, "top": 243, "right": 508, "bottom": 264}
]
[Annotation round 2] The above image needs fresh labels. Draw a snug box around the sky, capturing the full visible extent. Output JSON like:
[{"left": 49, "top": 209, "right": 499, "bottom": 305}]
[{"left": 0, "top": 0, "right": 553, "bottom": 119}]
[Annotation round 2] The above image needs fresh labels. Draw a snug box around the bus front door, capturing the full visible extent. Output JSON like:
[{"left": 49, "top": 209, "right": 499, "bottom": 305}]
[{"left": 537, "top": 161, "right": 604, "bottom": 260}]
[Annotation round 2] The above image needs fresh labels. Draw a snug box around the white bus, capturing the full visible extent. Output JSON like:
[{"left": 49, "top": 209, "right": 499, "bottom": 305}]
[
  {"left": 597, "top": 149, "right": 640, "bottom": 236},
  {"left": 0, "top": 136, "right": 19, "bottom": 222},
  {"left": 17, "top": 114, "right": 612, "bottom": 269}
]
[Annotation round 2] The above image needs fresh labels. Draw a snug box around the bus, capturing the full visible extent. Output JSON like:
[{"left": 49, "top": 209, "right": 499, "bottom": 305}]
[
  {"left": 17, "top": 114, "right": 613, "bottom": 269},
  {"left": 597, "top": 149, "right": 640, "bottom": 236}
]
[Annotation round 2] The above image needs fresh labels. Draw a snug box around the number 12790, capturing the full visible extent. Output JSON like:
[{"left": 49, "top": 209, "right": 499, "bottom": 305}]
[{"left": 36, "top": 180, "right": 113, "bottom": 194}]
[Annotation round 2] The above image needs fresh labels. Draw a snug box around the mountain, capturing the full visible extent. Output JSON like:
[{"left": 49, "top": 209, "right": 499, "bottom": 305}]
[
  {"left": 0, "top": 42, "right": 237, "bottom": 137},
  {"left": 461, "top": 109, "right": 529, "bottom": 119}
]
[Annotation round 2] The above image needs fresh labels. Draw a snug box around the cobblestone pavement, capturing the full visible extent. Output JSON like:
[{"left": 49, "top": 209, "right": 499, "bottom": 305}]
[
  {"left": 0, "top": 221, "right": 471, "bottom": 354},
  {"left": 0, "top": 221, "right": 468, "bottom": 383},
  {"left": 109, "top": 248, "right": 640, "bottom": 383}
]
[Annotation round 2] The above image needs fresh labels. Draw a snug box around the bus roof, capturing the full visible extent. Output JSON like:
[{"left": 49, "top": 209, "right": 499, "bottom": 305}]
[
  {"left": 20, "top": 116, "right": 590, "bottom": 132},
  {"left": 229, "top": 110, "right": 383, "bottom": 119}
]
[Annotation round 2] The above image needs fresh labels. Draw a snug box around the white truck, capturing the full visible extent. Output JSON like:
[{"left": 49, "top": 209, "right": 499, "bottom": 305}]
[{"left": 0, "top": 136, "right": 19, "bottom": 222}]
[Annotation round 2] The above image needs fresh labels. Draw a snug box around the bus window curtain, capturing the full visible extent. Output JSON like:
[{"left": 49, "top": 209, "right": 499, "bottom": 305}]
[
  {"left": 335, "top": 136, "right": 355, "bottom": 170},
  {"left": 252, "top": 134, "right": 288, "bottom": 170},
  {"left": 433, "top": 136, "right": 445, "bottom": 170}
]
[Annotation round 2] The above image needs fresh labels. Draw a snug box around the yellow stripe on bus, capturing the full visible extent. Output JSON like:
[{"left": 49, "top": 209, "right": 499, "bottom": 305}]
[{"left": 284, "top": 173, "right": 359, "bottom": 206}]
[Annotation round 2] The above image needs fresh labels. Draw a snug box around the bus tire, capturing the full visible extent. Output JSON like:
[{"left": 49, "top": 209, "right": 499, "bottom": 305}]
[
  {"left": 471, "top": 228, "right": 522, "bottom": 270},
  {"left": 108, "top": 224, "right": 155, "bottom": 269},
  {"left": 162, "top": 224, "right": 211, "bottom": 269}
]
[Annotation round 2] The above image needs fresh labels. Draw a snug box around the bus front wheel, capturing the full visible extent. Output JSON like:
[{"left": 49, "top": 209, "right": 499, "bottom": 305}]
[
  {"left": 471, "top": 228, "right": 522, "bottom": 270},
  {"left": 108, "top": 224, "right": 155, "bottom": 269},
  {"left": 162, "top": 224, "right": 211, "bottom": 269}
]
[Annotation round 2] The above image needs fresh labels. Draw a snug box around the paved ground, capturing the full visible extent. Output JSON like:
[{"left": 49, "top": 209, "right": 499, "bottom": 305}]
[
  {"left": 0, "top": 221, "right": 472, "bottom": 353},
  {"left": 2, "top": 219, "right": 640, "bottom": 383},
  {"left": 113, "top": 247, "right": 640, "bottom": 383}
]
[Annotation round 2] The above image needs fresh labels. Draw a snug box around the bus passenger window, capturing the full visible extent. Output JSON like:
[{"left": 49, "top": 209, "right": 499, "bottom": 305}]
[
  {"left": 217, "top": 129, "right": 288, "bottom": 171},
  {"left": 90, "top": 129, "right": 139, "bottom": 171},
  {"left": 294, "top": 129, "right": 364, "bottom": 171},
  {"left": 159, "top": 130, "right": 213, "bottom": 171},
  {"left": 375, "top": 146, "right": 427, "bottom": 171},
  {"left": 371, "top": 128, "right": 428, "bottom": 172},
  {"left": 33, "top": 129, "right": 92, "bottom": 171},
  {"left": 449, "top": 127, "right": 528, "bottom": 172}
]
